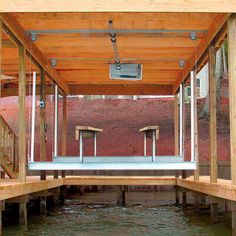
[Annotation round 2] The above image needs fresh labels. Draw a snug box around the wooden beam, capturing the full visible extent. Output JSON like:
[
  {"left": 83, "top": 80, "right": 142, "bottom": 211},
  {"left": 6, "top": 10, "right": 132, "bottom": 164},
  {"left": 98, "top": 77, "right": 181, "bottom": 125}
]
[
  {"left": 173, "top": 13, "right": 229, "bottom": 93},
  {"left": 1, "top": 85, "right": 52, "bottom": 97},
  {"left": 60, "top": 69, "right": 179, "bottom": 85},
  {"left": 228, "top": 14, "right": 236, "bottom": 186},
  {"left": 64, "top": 176, "right": 176, "bottom": 186},
  {"left": 209, "top": 46, "right": 217, "bottom": 183},
  {"left": 1, "top": 1, "right": 236, "bottom": 12},
  {"left": 177, "top": 178, "right": 236, "bottom": 201},
  {"left": 18, "top": 44, "right": 26, "bottom": 182},
  {"left": 0, "top": 13, "right": 69, "bottom": 94},
  {"left": 0, "top": 177, "right": 64, "bottom": 201},
  {"left": 69, "top": 84, "right": 173, "bottom": 95}
]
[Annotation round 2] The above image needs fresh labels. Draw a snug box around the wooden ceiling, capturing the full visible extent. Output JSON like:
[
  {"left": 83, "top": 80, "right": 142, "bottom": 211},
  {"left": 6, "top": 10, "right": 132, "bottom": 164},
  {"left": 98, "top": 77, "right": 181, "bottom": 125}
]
[{"left": 1, "top": 12, "right": 229, "bottom": 95}]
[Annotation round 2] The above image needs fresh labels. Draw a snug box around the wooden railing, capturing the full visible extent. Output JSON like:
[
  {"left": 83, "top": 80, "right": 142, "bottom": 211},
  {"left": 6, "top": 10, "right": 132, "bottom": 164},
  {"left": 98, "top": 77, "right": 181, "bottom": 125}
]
[{"left": 0, "top": 115, "right": 19, "bottom": 178}]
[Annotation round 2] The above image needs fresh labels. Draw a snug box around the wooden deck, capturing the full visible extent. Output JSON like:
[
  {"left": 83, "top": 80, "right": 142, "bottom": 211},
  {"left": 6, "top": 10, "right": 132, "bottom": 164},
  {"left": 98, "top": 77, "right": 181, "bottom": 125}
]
[
  {"left": 0, "top": 175, "right": 235, "bottom": 202},
  {"left": 177, "top": 176, "right": 236, "bottom": 201}
]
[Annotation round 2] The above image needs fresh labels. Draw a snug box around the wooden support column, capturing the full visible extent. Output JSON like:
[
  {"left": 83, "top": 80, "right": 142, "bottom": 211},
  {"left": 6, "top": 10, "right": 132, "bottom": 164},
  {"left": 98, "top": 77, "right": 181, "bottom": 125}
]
[
  {"left": 228, "top": 14, "right": 236, "bottom": 185},
  {"left": 52, "top": 187, "right": 60, "bottom": 205},
  {"left": 174, "top": 93, "right": 180, "bottom": 204},
  {"left": 180, "top": 84, "right": 187, "bottom": 206},
  {"left": 0, "top": 201, "right": 4, "bottom": 236},
  {"left": 61, "top": 95, "right": 67, "bottom": 178},
  {"left": 18, "top": 44, "right": 26, "bottom": 182},
  {"left": 0, "top": 19, "right": 2, "bottom": 99},
  {"left": 0, "top": 208, "right": 2, "bottom": 236},
  {"left": 59, "top": 186, "right": 65, "bottom": 205},
  {"left": 209, "top": 46, "right": 217, "bottom": 183},
  {"left": 208, "top": 196, "right": 218, "bottom": 223},
  {"left": 40, "top": 196, "right": 47, "bottom": 215},
  {"left": 210, "top": 203, "right": 218, "bottom": 223},
  {"left": 182, "top": 170, "right": 187, "bottom": 207},
  {"left": 232, "top": 202, "right": 236, "bottom": 236},
  {"left": 19, "top": 195, "right": 28, "bottom": 226},
  {"left": 190, "top": 71, "right": 199, "bottom": 181},
  {"left": 228, "top": 14, "right": 236, "bottom": 236},
  {"left": 40, "top": 69, "right": 47, "bottom": 180},
  {"left": 193, "top": 192, "right": 200, "bottom": 212},
  {"left": 116, "top": 186, "right": 126, "bottom": 205},
  {"left": 79, "top": 186, "right": 85, "bottom": 195}
]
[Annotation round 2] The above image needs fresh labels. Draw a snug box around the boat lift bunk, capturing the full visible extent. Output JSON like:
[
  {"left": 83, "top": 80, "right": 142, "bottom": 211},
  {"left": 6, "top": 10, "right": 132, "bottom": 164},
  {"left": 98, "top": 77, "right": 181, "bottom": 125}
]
[{"left": 28, "top": 72, "right": 198, "bottom": 171}]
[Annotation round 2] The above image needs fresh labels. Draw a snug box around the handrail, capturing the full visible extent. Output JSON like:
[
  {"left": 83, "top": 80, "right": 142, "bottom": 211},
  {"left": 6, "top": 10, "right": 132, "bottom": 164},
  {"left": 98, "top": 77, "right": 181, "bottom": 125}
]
[{"left": 0, "top": 115, "right": 19, "bottom": 172}]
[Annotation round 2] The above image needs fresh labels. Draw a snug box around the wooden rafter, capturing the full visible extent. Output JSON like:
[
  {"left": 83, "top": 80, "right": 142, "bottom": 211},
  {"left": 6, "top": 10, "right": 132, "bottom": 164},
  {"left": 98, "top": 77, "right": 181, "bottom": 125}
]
[
  {"left": 0, "top": 13, "right": 69, "bottom": 94},
  {"left": 173, "top": 13, "right": 229, "bottom": 93},
  {"left": 1, "top": 0, "right": 236, "bottom": 13}
]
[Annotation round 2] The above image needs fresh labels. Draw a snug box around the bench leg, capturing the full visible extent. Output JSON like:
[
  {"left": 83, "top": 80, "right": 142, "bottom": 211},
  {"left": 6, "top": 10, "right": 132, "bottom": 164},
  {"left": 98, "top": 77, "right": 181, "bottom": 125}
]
[
  {"left": 144, "top": 133, "right": 147, "bottom": 156},
  {"left": 94, "top": 132, "right": 97, "bottom": 156},
  {"left": 79, "top": 131, "right": 83, "bottom": 162},
  {"left": 152, "top": 130, "right": 156, "bottom": 162}
]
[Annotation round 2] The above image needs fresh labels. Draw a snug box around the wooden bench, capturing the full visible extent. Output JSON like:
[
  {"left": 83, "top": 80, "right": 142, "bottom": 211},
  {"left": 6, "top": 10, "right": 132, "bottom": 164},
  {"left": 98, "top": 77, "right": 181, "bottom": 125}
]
[
  {"left": 75, "top": 126, "right": 103, "bottom": 162},
  {"left": 139, "top": 126, "right": 159, "bottom": 161}
]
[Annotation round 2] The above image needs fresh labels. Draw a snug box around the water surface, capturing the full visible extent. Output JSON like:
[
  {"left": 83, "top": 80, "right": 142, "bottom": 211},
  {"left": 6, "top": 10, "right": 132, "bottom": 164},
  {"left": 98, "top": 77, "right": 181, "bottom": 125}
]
[{"left": 3, "top": 195, "right": 231, "bottom": 236}]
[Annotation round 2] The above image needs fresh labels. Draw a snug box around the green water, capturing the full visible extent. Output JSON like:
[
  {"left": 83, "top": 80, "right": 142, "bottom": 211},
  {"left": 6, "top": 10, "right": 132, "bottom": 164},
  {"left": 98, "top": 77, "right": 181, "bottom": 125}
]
[{"left": 3, "top": 199, "right": 231, "bottom": 236}]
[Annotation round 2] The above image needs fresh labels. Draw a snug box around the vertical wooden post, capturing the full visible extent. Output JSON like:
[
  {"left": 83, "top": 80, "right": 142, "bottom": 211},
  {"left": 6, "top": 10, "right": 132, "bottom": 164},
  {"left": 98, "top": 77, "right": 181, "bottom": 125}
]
[
  {"left": 0, "top": 20, "right": 2, "bottom": 181},
  {"left": 228, "top": 14, "right": 236, "bottom": 236},
  {"left": 174, "top": 94, "right": 179, "bottom": 156},
  {"left": 61, "top": 95, "right": 67, "bottom": 178},
  {"left": 39, "top": 196, "right": 47, "bottom": 215},
  {"left": 18, "top": 44, "right": 26, "bottom": 182},
  {"left": 116, "top": 186, "right": 126, "bottom": 205},
  {"left": 228, "top": 14, "right": 236, "bottom": 185},
  {"left": 19, "top": 195, "right": 27, "bottom": 226},
  {"left": 0, "top": 201, "right": 4, "bottom": 236},
  {"left": 210, "top": 202, "right": 218, "bottom": 223},
  {"left": 209, "top": 46, "right": 217, "bottom": 183},
  {"left": 0, "top": 19, "right": 2, "bottom": 99},
  {"left": 179, "top": 83, "right": 185, "bottom": 157},
  {"left": 191, "top": 71, "right": 199, "bottom": 181},
  {"left": 40, "top": 69, "right": 47, "bottom": 180},
  {"left": 182, "top": 170, "right": 187, "bottom": 207},
  {"left": 180, "top": 84, "right": 187, "bottom": 205},
  {"left": 0, "top": 209, "right": 2, "bottom": 236}
]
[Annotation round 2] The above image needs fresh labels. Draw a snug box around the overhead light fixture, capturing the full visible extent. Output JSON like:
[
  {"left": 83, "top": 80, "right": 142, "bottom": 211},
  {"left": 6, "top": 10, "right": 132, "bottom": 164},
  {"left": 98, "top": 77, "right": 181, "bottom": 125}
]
[{"left": 109, "top": 63, "right": 142, "bottom": 81}]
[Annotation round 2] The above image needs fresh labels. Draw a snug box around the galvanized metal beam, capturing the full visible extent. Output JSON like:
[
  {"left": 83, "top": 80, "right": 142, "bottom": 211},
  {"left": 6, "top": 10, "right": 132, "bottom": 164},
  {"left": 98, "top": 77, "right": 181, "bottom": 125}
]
[
  {"left": 28, "top": 161, "right": 196, "bottom": 170},
  {"left": 27, "top": 29, "right": 207, "bottom": 35}
]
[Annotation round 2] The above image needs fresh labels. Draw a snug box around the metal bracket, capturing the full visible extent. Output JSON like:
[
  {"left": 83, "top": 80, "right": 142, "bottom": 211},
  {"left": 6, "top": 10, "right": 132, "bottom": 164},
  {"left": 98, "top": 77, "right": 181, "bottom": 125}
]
[
  {"left": 179, "top": 59, "right": 185, "bottom": 68},
  {"left": 31, "top": 33, "right": 37, "bottom": 42},
  {"left": 190, "top": 32, "right": 197, "bottom": 40},
  {"left": 51, "top": 58, "right": 57, "bottom": 67},
  {"left": 39, "top": 99, "right": 45, "bottom": 108}
]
